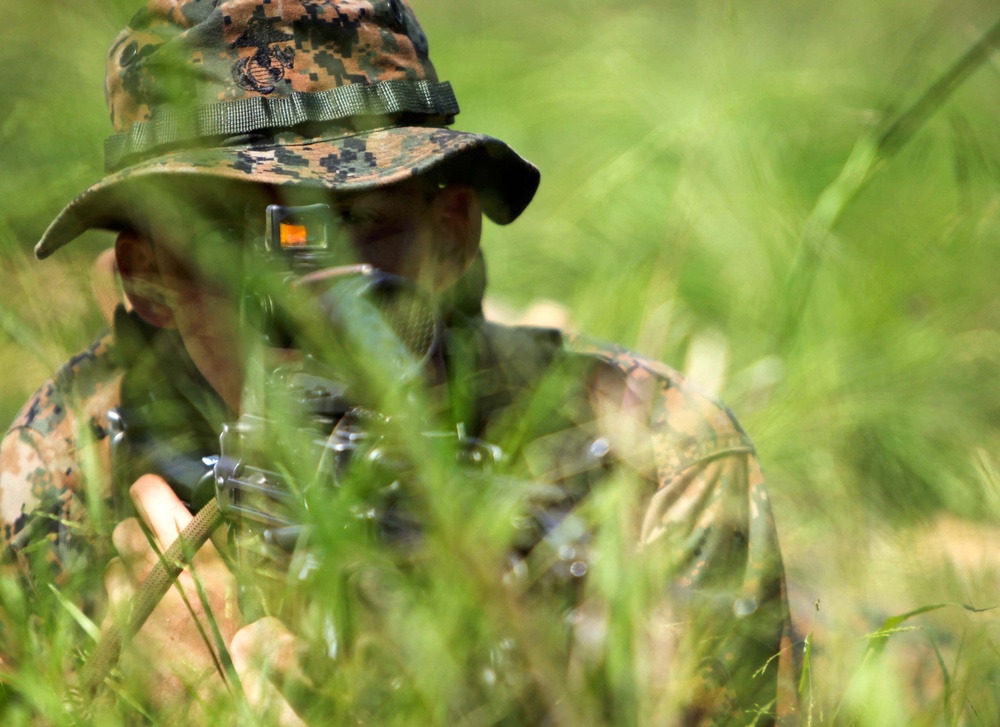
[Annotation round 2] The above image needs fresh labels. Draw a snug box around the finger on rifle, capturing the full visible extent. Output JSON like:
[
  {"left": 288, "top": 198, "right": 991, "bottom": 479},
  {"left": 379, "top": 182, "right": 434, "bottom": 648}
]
[
  {"left": 103, "top": 556, "right": 134, "bottom": 626},
  {"left": 232, "top": 619, "right": 308, "bottom": 727},
  {"left": 230, "top": 618, "right": 303, "bottom": 680},
  {"left": 112, "top": 516, "right": 158, "bottom": 580},
  {"left": 130, "top": 474, "right": 193, "bottom": 550}
]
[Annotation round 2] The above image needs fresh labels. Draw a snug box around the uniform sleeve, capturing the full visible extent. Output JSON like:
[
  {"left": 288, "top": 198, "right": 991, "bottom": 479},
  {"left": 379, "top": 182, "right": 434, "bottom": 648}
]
[
  {"left": 578, "top": 347, "right": 796, "bottom": 725},
  {"left": 638, "top": 374, "right": 796, "bottom": 725},
  {"left": 0, "top": 350, "right": 120, "bottom": 673},
  {"left": 0, "top": 407, "right": 81, "bottom": 673},
  {"left": 1, "top": 335, "right": 121, "bottom": 582},
  {"left": 640, "top": 449, "right": 796, "bottom": 724},
  {"left": 0, "top": 424, "right": 77, "bottom": 559}
]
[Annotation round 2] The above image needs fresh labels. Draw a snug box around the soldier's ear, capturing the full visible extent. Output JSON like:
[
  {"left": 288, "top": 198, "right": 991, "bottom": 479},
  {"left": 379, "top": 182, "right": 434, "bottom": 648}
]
[
  {"left": 114, "top": 230, "right": 177, "bottom": 328},
  {"left": 429, "top": 184, "right": 483, "bottom": 291}
]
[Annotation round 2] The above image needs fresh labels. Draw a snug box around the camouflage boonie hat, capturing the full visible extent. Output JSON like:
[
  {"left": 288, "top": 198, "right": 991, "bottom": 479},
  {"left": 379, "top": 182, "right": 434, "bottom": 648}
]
[{"left": 35, "top": 0, "right": 540, "bottom": 259}]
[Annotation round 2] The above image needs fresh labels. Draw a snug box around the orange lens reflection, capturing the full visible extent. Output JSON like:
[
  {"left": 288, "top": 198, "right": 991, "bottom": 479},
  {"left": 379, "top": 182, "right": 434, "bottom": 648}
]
[{"left": 280, "top": 223, "right": 309, "bottom": 248}]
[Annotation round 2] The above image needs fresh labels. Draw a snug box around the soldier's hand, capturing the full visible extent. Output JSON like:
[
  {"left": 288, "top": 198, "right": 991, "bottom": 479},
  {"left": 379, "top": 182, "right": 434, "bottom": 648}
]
[
  {"left": 230, "top": 617, "right": 309, "bottom": 726},
  {"left": 105, "top": 474, "right": 241, "bottom": 713}
]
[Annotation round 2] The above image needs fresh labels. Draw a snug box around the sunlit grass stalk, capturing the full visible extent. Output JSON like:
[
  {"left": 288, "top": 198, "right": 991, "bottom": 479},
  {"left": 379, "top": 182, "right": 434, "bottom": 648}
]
[{"left": 780, "top": 15, "right": 1000, "bottom": 347}]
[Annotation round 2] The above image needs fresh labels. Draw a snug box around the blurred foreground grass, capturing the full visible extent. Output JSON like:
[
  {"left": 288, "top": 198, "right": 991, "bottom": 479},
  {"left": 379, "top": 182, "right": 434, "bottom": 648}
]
[{"left": 6, "top": 0, "right": 1000, "bottom": 723}]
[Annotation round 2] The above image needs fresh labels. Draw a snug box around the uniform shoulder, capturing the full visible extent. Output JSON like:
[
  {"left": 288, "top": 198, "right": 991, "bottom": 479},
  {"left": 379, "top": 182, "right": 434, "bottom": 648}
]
[
  {"left": 564, "top": 334, "right": 755, "bottom": 481},
  {"left": 563, "top": 333, "right": 690, "bottom": 387},
  {"left": 9, "top": 330, "right": 121, "bottom": 436}
]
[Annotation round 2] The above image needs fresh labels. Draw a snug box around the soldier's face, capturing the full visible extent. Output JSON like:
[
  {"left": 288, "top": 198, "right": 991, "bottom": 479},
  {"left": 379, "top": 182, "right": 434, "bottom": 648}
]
[{"left": 116, "top": 179, "right": 482, "bottom": 410}]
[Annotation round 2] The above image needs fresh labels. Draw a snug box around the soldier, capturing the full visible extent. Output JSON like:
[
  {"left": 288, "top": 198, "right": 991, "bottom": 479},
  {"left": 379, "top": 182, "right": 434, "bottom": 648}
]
[{"left": 0, "top": 1, "right": 795, "bottom": 723}]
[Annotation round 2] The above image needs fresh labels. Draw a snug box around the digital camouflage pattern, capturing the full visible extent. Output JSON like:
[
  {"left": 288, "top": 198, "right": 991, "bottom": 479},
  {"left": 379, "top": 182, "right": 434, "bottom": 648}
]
[
  {"left": 103, "top": 0, "right": 438, "bottom": 134},
  {"left": 570, "top": 335, "right": 797, "bottom": 723},
  {"left": 0, "top": 334, "right": 121, "bottom": 580},
  {"left": 0, "top": 323, "right": 795, "bottom": 723},
  {"left": 36, "top": 0, "right": 540, "bottom": 258}
]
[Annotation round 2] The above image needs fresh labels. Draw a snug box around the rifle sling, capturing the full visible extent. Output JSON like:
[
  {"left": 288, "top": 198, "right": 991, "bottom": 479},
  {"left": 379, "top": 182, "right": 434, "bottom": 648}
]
[{"left": 79, "top": 498, "right": 225, "bottom": 693}]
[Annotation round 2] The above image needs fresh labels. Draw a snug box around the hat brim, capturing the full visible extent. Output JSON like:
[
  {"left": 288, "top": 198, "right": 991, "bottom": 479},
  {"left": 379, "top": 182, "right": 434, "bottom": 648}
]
[{"left": 35, "top": 126, "right": 540, "bottom": 259}]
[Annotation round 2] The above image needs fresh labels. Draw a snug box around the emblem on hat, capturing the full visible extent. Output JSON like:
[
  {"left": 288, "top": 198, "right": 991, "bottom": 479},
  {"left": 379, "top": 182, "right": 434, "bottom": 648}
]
[{"left": 231, "top": 15, "right": 295, "bottom": 94}]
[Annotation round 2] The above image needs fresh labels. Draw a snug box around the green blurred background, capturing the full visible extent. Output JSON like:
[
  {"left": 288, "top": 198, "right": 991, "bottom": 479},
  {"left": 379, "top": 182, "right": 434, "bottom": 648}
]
[{"left": 6, "top": 0, "right": 1000, "bottom": 721}]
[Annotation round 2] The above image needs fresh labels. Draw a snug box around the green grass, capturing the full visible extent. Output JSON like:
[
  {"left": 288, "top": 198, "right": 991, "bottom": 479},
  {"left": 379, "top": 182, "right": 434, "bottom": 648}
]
[{"left": 6, "top": 0, "right": 1000, "bottom": 723}]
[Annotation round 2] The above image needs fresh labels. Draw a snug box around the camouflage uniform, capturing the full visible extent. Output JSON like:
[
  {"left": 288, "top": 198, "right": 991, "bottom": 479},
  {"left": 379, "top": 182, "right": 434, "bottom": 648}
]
[
  {"left": 0, "top": 315, "right": 796, "bottom": 723},
  {"left": 3, "top": 0, "right": 796, "bottom": 723}
]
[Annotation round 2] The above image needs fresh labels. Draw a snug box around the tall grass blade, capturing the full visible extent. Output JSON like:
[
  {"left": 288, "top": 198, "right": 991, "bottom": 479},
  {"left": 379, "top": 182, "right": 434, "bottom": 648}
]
[{"left": 779, "top": 15, "right": 1000, "bottom": 346}]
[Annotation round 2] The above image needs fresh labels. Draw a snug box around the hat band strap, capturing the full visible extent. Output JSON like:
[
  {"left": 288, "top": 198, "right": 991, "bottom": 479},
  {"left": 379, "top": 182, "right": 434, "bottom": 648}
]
[{"left": 104, "top": 79, "right": 460, "bottom": 172}]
